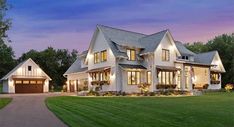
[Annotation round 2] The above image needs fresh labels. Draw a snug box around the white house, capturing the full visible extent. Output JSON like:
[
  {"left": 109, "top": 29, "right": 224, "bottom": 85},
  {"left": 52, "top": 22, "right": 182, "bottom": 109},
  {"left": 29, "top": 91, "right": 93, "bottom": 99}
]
[
  {"left": 1, "top": 58, "right": 51, "bottom": 93},
  {"left": 64, "top": 25, "right": 225, "bottom": 93}
]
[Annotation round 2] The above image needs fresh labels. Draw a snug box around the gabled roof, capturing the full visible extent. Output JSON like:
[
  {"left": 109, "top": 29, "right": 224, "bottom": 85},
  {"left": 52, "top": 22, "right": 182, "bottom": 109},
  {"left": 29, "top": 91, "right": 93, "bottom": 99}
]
[
  {"left": 64, "top": 57, "right": 88, "bottom": 75},
  {"left": 1, "top": 58, "right": 51, "bottom": 80},
  {"left": 175, "top": 41, "right": 195, "bottom": 56},
  {"left": 140, "top": 30, "right": 168, "bottom": 54},
  {"left": 98, "top": 25, "right": 146, "bottom": 48},
  {"left": 194, "top": 51, "right": 217, "bottom": 64}
]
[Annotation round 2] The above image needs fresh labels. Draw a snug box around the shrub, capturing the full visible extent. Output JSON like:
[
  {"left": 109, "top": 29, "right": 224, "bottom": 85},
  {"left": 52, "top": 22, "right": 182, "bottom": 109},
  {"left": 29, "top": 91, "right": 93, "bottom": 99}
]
[
  {"left": 87, "top": 90, "right": 99, "bottom": 96},
  {"left": 225, "top": 84, "right": 233, "bottom": 92},
  {"left": 138, "top": 82, "right": 151, "bottom": 94}
]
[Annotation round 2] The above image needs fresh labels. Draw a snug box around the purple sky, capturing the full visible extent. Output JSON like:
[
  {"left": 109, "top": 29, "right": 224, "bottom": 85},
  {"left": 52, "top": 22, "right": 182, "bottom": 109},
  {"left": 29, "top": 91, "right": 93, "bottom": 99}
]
[{"left": 7, "top": 0, "right": 234, "bottom": 57}]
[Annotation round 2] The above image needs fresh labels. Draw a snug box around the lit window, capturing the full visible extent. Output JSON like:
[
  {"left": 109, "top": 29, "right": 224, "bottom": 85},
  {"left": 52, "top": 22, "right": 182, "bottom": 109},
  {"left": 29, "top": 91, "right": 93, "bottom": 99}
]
[
  {"left": 94, "top": 52, "right": 100, "bottom": 64},
  {"left": 211, "top": 73, "right": 219, "bottom": 81},
  {"left": 101, "top": 50, "right": 107, "bottom": 62},
  {"left": 127, "top": 71, "right": 140, "bottom": 85},
  {"left": 147, "top": 71, "right": 152, "bottom": 84},
  {"left": 158, "top": 71, "right": 174, "bottom": 85},
  {"left": 37, "top": 81, "right": 43, "bottom": 84},
  {"left": 30, "top": 81, "right": 36, "bottom": 84},
  {"left": 127, "top": 49, "right": 136, "bottom": 61},
  {"left": 15, "top": 80, "right": 22, "bottom": 84},
  {"left": 162, "top": 49, "right": 170, "bottom": 61},
  {"left": 23, "top": 80, "right": 29, "bottom": 84}
]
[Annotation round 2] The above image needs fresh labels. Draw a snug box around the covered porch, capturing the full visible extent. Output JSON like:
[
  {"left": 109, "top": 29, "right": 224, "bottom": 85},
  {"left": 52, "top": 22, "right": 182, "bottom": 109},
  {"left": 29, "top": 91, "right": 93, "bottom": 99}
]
[{"left": 177, "top": 63, "right": 211, "bottom": 91}]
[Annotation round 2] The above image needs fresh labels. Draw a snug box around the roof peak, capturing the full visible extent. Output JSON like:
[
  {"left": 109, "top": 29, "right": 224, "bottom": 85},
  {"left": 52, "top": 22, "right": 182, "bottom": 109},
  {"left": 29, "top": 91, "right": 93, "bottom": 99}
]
[{"left": 97, "top": 24, "right": 147, "bottom": 36}]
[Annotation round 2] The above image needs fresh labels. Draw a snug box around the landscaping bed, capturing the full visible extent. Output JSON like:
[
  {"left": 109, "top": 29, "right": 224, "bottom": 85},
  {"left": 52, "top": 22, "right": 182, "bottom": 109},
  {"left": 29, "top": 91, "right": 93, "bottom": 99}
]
[{"left": 46, "top": 92, "right": 234, "bottom": 127}]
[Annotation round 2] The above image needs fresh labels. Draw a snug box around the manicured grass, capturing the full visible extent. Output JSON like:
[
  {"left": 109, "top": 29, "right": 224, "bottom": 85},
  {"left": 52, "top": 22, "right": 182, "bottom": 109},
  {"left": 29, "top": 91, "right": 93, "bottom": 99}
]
[
  {"left": 0, "top": 84, "right": 2, "bottom": 93},
  {"left": 46, "top": 92, "right": 234, "bottom": 127},
  {"left": 0, "top": 98, "right": 12, "bottom": 109}
]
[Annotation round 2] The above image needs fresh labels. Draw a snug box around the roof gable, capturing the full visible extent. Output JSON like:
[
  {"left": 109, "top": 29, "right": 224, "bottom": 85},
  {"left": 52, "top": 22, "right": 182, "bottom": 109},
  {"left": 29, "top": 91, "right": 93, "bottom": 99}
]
[
  {"left": 64, "top": 57, "right": 88, "bottom": 75},
  {"left": 1, "top": 58, "right": 51, "bottom": 80}
]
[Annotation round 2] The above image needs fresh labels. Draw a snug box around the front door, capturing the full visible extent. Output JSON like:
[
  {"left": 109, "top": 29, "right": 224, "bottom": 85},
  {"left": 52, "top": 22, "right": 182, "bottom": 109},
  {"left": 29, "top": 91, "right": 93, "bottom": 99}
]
[{"left": 70, "top": 84, "right": 75, "bottom": 92}]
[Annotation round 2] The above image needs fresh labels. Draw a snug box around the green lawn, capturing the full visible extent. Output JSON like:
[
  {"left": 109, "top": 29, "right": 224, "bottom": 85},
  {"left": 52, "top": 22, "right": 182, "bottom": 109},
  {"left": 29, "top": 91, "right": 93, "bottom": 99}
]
[
  {"left": 0, "top": 84, "right": 2, "bottom": 93},
  {"left": 0, "top": 98, "right": 12, "bottom": 109},
  {"left": 46, "top": 92, "right": 234, "bottom": 127}
]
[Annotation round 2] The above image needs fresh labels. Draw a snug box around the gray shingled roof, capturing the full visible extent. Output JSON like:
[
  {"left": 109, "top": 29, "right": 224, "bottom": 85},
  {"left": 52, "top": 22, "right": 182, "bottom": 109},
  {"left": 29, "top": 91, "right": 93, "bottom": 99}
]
[
  {"left": 97, "top": 25, "right": 169, "bottom": 57},
  {"left": 194, "top": 51, "right": 217, "bottom": 64},
  {"left": 64, "top": 58, "right": 88, "bottom": 75},
  {"left": 140, "top": 30, "right": 168, "bottom": 54},
  {"left": 175, "top": 41, "right": 195, "bottom": 56}
]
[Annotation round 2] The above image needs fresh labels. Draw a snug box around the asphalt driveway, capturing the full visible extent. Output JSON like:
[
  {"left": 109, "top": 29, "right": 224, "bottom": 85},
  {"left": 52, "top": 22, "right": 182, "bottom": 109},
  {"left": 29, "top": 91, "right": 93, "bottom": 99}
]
[{"left": 0, "top": 93, "right": 71, "bottom": 127}]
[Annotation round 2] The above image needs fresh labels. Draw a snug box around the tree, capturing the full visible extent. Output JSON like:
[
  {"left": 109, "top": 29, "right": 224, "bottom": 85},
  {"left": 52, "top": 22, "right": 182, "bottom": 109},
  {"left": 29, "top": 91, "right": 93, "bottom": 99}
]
[
  {"left": 0, "top": 0, "right": 16, "bottom": 78},
  {"left": 18, "top": 47, "right": 78, "bottom": 86}
]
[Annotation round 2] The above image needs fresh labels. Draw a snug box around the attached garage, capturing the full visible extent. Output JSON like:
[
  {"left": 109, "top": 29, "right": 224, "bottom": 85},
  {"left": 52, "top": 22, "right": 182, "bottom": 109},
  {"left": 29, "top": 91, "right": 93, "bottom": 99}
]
[{"left": 0, "top": 58, "right": 52, "bottom": 94}]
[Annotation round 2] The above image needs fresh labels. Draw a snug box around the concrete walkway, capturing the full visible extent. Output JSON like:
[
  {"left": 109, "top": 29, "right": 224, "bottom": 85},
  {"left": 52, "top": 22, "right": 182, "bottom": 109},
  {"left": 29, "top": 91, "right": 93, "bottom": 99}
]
[{"left": 0, "top": 93, "right": 73, "bottom": 127}]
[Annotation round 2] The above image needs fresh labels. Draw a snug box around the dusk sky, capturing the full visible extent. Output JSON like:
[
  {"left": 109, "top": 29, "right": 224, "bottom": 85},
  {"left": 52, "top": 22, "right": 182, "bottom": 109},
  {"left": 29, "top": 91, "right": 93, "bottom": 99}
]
[{"left": 7, "top": 0, "right": 234, "bottom": 57}]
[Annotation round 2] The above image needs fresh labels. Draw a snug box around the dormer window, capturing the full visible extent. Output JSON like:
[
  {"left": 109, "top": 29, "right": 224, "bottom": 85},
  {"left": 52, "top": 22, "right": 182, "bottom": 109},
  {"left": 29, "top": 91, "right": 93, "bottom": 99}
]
[
  {"left": 182, "top": 56, "right": 189, "bottom": 60},
  {"left": 127, "top": 49, "right": 136, "bottom": 61},
  {"left": 28, "top": 66, "right": 32, "bottom": 71}
]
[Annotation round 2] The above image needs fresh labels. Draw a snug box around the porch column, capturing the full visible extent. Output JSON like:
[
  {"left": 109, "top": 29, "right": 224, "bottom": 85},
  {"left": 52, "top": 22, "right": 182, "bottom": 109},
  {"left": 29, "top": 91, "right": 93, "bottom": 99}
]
[
  {"left": 188, "top": 66, "right": 193, "bottom": 91},
  {"left": 181, "top": 65, "right": 185, "bottom": 90},
  {"left": 208, "top": 68, "right": 211, "bottom": 85},
  {"left": 67, "top": 80, "right": 70, "bottom": 92}
]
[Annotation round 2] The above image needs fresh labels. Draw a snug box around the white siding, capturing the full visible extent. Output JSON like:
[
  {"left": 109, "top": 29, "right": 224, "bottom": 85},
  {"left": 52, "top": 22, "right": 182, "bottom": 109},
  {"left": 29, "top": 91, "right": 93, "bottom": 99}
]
[
  {"left": 87, "top": 30, "right": 117, "bottom": 91},
  {"left": 154, "top": 34, "right": 178, "bottom": 66}
]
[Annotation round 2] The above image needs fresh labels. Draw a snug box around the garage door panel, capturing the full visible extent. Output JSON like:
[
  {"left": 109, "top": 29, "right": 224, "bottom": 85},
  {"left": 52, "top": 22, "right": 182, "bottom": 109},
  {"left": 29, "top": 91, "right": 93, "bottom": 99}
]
[{"left": 14, "top": 79, "right": 44, "bottom": 93}]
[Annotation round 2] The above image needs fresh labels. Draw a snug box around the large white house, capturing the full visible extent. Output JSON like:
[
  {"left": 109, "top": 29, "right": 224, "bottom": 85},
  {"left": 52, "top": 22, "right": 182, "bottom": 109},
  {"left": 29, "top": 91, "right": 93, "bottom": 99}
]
[
  {"left": 1, "top": 58, "right": 51, "bottom": 93},
  {"left": 64, "top": 25, "right": 225, "bottom": 93}
]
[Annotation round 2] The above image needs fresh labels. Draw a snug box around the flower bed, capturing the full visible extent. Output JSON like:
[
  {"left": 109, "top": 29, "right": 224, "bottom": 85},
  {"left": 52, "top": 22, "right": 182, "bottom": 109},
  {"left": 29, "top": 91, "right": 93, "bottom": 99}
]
[{"left": 156, "top": 84, "right": 177, "bottom": 89}]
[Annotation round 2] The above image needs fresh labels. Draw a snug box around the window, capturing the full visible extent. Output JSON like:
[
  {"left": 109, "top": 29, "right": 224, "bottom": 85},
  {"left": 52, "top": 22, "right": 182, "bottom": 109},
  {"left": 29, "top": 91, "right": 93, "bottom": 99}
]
[
  {"left": 211, "top": 73, "right": 219, "bottom": 81},
  {"left": 37, "top": 81, "right": 43, "bottom": 84},
  {"left": 94, "top": 52, "right": 99, "bottom": 64},
  {"left": 182, "top": 56, "right": 189, "bottom": 60},
  {"left": 127, "top": 71, "right": 140, "bottom": 85},
  {"left": 23, "top": 80, "right": 29, "bottom": 84},
  {"left": 28, "top": 66, "right": 32, "bottom": 71},
  {"left": 162, "top": 49, "right": 170, "bottom": 61},
  {"left": 147, "top": 71, "right": 152, "bottom": 84},
  {"left": 101, "top": 50, "right": 107, "bottom": 62},
  {"left": 91, "top": 71, "right": 110, "bottom": 81},
  {"left": 127, "top": 49, "right": 136, "bottom": 61},
  {"left": 158, "top": 71, "right": 174, "bottom": 85},
  {"left": 15, "top": 80, "right": 22, "bottom": 84},
  {"left": 30, "top": 81, "right": 36, "bottom": 84}
]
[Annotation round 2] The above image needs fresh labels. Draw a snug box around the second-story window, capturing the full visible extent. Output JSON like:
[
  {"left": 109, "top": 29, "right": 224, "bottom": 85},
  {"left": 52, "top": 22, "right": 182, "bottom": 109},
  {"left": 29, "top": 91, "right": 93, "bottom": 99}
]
[
  {"left": 162, "top": 49, "right": 170, "bottom": 61},
  {"left": 101, "top": 50, "right": 107, "bottom": 62},
  {"left": 127, "top": 49, "right": 136, "bottom": 61},
  {"left": 94, "top": 52, "right": 99, "bottom": 64}
]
